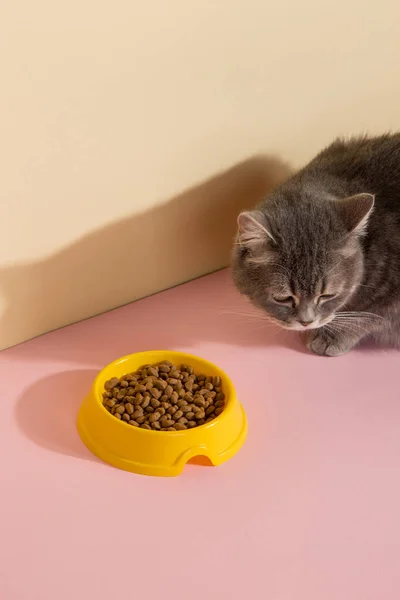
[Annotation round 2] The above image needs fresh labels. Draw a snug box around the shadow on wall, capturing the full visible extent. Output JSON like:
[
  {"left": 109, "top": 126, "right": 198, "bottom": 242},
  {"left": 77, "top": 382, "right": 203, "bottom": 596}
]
[{"left": 0, "top": 155, "right": 291, "bottom": 350}]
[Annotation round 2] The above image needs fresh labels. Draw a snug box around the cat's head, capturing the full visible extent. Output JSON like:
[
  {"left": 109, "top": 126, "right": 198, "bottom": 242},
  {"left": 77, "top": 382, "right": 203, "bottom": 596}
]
[{"left": 232, "top": 189, "right": 374, "bottom": 331}]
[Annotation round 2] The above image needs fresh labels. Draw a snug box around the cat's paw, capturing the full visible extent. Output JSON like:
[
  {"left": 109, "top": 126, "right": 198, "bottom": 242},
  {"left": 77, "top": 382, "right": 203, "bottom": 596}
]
[{"left": 306, "top": 328, "right": 353, "bottom": 357}]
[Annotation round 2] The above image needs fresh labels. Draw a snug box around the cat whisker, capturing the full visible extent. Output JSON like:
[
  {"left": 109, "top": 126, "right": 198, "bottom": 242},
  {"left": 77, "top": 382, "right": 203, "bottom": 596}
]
[
  {"left": 218, "top": 308, "right": 277, "bottom": 324},
  {"left": 331, "top": 319, "right": 374, "bottom": 336},
  {"left": 335, "top": 311, "right": 385, "bottom": 320},
  {"left": 324, "top": 323, "right": 349, "bottom": 340}
]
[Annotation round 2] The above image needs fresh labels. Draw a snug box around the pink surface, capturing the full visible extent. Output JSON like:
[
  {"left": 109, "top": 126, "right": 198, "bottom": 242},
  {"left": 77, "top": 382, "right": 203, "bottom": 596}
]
[{"left": 1, "top": 269, "right": 400, "bottom": 600}]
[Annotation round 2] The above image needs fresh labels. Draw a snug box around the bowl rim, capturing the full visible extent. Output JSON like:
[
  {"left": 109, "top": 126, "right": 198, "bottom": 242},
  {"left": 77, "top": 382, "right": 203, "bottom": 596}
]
[{"left": 93, "top": 350, "right": 236, "bottom": 436}]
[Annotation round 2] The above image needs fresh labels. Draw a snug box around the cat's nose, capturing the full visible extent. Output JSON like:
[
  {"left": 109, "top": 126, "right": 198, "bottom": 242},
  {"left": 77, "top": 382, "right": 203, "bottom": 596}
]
[{"left": 299, "top": 320, "right": 313, "bottom": 327}]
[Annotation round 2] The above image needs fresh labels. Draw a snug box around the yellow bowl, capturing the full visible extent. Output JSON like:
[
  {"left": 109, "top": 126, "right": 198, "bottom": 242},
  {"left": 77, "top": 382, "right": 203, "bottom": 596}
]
[{"left": 76, "top": 350, "right": 248, "bottom": 477}]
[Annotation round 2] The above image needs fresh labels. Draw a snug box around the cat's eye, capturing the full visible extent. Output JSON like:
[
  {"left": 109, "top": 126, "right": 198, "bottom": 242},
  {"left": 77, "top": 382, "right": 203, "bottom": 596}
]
[
  {"left": 272, "top": 295, "right": 295, "bottom": 307},
  {"left": 318, "top": 294, "right": 336, "bottom": 303}
]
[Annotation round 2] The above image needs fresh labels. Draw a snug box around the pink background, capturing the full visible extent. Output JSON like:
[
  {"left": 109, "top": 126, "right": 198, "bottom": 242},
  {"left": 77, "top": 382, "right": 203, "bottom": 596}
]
[{"left": 1, "top": 269, "right": 400, "bottom": 599}]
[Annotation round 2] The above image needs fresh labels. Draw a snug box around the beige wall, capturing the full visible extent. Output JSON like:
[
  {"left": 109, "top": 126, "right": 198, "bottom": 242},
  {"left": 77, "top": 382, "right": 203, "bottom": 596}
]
[{"left": 1, "top": 0, "right": 399, "bottom": 349}]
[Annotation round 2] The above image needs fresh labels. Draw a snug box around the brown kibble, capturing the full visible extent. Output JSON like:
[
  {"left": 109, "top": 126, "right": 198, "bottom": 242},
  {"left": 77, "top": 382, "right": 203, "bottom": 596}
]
[
  {"left": 104, "top": 362, "right": 225, "bottom": 430},
  {"left": 164, "top": 385, "right": 173, "bottom": 398},
  {"left": 153, "top": 380, "right": 166, "bottom": 391},
  {"left": 104, "top": 377, "right": 119, "bottom": 391},
  {"left": 170, "top": 392, "right": 179, "bottom": 404},
  {"left": 125, "top": 402, "right": 134, "bottom": 414},
  {"left": 149, "top": 411, "right": 161, "bottom": 423},
  {"left": 175, "top": 423, "right": 187, "bottom": 430},
  {"left": 193, "top": 396, "right": 206, "bottom": 408},
  {"left": 134, "top": 393, "right": 143, "bottom": 405},
  {"left": 135, "top": 384, "right": 147, "bottom": 394},
  {"left": 150, "top": 388, "right": 161, "bottom": 400}
]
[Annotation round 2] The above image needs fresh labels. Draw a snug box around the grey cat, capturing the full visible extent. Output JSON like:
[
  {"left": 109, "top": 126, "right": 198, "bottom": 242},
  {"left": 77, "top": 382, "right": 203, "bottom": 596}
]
[{"left": 232, "top": 134, "right": 400, "bottom": 356}]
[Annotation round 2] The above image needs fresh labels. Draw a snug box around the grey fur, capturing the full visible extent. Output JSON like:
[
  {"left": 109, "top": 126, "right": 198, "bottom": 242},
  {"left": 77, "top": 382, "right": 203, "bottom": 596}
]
[{"left": 232, "top": 134, "right": 400, "bottom": 356}]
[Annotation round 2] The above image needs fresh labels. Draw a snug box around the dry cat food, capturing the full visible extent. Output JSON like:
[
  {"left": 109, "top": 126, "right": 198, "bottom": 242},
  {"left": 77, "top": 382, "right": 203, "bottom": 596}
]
[{"left": 102, "top": 362, "right": 226, "bottom": 431}]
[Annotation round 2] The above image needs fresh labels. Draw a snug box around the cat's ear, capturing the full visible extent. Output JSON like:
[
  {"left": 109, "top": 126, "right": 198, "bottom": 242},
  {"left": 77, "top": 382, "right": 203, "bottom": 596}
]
[
  {"left": 237, "top": 210, "right": 276, "bottom": 248},
  {"left": 337, "top": 193, "right": 375, "bottom": 235}
]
